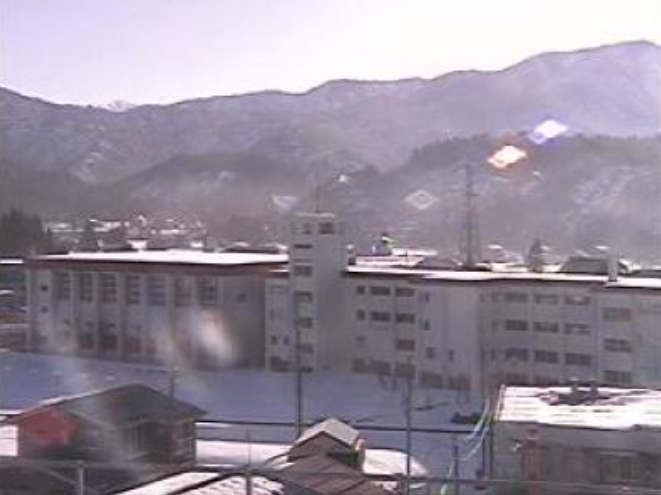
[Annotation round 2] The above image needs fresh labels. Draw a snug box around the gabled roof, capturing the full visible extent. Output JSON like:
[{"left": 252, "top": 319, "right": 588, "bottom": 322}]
[
  {"left": 8, "top": 384, "right": 206, "bottom": 427},
  {"left": 294, "top": 418, "right": 360, "bottom": 448}
]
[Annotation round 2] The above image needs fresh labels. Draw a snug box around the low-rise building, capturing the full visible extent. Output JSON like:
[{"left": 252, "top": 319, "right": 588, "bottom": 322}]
[
  {"left": 26, "top": 251, "right": 286, "bottom": 368},
  {"left": 5, "top": 384, "right": 205, "bottom": 465},
  {"left": 493, "top": 384, "right": 661, "bottom": 493}
]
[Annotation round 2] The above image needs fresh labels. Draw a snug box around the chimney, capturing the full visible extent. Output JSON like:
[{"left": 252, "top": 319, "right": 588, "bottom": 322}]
[
  {"left": 607, "top": 254, "right": 618, "bottom": 282},
  {"left": 589, "top": 381, "right": 599, "bottom": 401}
]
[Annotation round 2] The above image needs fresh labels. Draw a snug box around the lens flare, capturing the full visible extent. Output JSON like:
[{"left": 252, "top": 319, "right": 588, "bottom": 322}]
[
  {"left": 487, "top": 145, "right": 528, "bottom": 170},
  {"left": 527, "top": 119, "right": 568, "bottom": 145},
  {"left": 404, "top": 189, "right": 439, "bottom": 211}
]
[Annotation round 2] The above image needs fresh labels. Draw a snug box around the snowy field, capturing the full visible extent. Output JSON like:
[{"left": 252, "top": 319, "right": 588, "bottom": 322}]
[{"left": 0, "top": 351, "right": 487, "bottom": 480}]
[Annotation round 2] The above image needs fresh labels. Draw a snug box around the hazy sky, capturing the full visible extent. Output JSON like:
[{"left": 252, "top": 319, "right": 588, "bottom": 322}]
[{"left": 1, "top": 0, "right": 660, "bottom": 105}]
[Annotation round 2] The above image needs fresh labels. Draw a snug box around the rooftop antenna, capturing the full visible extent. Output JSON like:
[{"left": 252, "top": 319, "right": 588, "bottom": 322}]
[{"left": 461, "top": 163, "right": 482, "bottom": 268}]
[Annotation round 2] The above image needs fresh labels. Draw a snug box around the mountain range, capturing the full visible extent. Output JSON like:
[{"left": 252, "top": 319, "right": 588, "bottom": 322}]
[{"left": 1, "top": 40, "right": 660, "bottom": 258}]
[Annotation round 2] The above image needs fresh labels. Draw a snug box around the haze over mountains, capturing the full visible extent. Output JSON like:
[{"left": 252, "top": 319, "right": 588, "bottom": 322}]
[{"left": 1, "top": 41, "right": 660, "bottom": 258}]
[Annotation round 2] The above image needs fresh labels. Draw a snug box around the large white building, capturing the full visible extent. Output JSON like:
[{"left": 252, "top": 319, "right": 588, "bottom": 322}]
[
  {"left": 26, "top": 250, "right": 287, "bottom": 368},
  {"left": 26, "top": 212, "right": 661, "bottom": 399}
]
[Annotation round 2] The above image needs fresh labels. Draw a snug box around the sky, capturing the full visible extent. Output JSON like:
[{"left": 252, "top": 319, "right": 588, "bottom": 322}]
[{"left": 1, "top": 0, "right": 660, "bottom": 105}]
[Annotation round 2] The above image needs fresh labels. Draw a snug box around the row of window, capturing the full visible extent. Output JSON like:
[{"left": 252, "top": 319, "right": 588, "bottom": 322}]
[
  {"left": 502, "top": 320, "right": 591, "bottom": 335},
  {"left": 490, "top": 292, "right": 592, "bottom": 306},
  {"left": 356, "top": 310, "right": 416, "bottom": 324},
  {"left": 355, "top": 285, "right": 417, "bottom": 297},
  {"left": 502, "top": 348, "right": 593, "bottom": 366},
  {"left": 53, "top": 272, "right": 245, "bottom": 306}
]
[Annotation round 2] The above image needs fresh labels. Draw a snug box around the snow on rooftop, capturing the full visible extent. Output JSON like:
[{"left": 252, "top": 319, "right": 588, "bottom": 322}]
[
  {"left": 497, "top": 386, "right": 661, "bottom": 431},
  {"left": 346, "top": 265, "right": 661, "bottom": 289},
  {"left": 31, "top": 250, "right": 288, "bottom": 266}
]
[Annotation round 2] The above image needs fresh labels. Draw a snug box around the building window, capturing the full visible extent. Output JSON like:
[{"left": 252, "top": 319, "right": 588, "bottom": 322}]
[
  {"left": 124, "top": 336, "right": 141, "bottom": 354},
  {"left": 352, "top": 359, "right": 370, "bottom": 373},
  {"left": 505, "top": 320, "right": 528, "bottom": 332},
  {"left": 293, "top": 265, "right": 313, "bottom": 277},
  {"left": 356, "top": 285, "right": 365, "bottom": 295},
  {"left": 564, "top": 323, "right": 591, "bottom": 336},
  {"left": 425, "top": 347, "right": 437, "bottom": 359},
  {"left": 419, "top": 292, "right": 431, "bottom": 303},
  {"left": 147, "top": 275, "right": 166, "bottom": 306},
  {"left": 125, "top": 275, "right": 142, "bottom": 304},
  {"left": 370, "top": 286, "right": 391, "bottom": 296},
  {"left": 565, "top": 353, "right": 592, "bottom": 366},
  {"left": 396, "top": 313, "right": 415, "bottom": 324},
  {"left": 297, "top": 317, "right": 313, "bottom": 329},
  {"left": 294, "top": 290, "right": 313, "bottom": 303},
  {"left": 293, "top": 243, "right": 312, "bottom": 250},
  {"left": 299, "top": 343, "right": 314, "bottom": 354},
  {"left": 270, "top": 336, "right": 278, "bottom": 345},
  {"left": 302, "top": 223, "right": 313, "bottom": 235},
  {"left": 599, "top": 454, "right": 634, "bottom": 484},
  {"left": 565, "top": 295, "right": 591, "bottom": 306},
  {"left": 534, "top": 350, "right": 559, "bottom": 364},
  {"left": 504, "top": 292, "right": 528, "bottom": 303},
  {"left": 395, "top": 287, "right": 415, "bottom": 297},
  {"left": 236, "top": 293, "right": 247, "bottom": 303},
  {"left": 505, "top": 348, "right": 529, "bottom": 361},
  {"left": 282, "top": 336, "right": 290, "bottom": 345},
  {"left": 396, "top": 339, "right": 415, "bottom": 351},
  {"left": 99, "top": 273, "right": 117, "bottom": 303},
  {"left": 197, "top": 277, "right": 217, "bottom": 306},
  {"left": 533, "top": 321, "right": 559, "bottom": 333},
  {"left": 99, "top": 323, "right": 118, "bottom": 351},
  {"left": 370, "top": 311, "right": 391, "bottom": 322},
  {"left": 356, "top": 336, "right": 366, "bottom": 348},
  {"left": 356, "top": 309, "right": 366, "bottom": 321},
  {"left": 174, "top": 277, "right": 192, "bottom": 306},
  {"left": 602, "top": 307, "right": 633, "bottom": 322},
  {"left": 604, "top": 338, "right": 632, "bottom": 353},
  {"left": 448, "top": 350, "right": 455, "bottom": 361},
  {"left": 603, "top": 370, "right": 632, "bottom": 385},
  {"left": 78, "top": 273, "right": 94, "bottom": 302},
  {"left": 54, "top": 272, "right": 71, "bottom": 301},
  {"left": 318, "top": 222, "right": 335, "bottom": 235},
  {"left": 533, "top": 294, "right": 558, "bottom": 305},
  {"left": 421, "top": 320, "right": 431, "bottom": 331}
]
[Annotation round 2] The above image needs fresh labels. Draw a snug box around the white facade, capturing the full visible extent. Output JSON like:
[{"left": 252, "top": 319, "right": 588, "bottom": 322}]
[
  {"left": 26, "top": 219, "right": 661, "bottom": 401},
  {"left": 27, "top": 251, "right": 286, "bottom": 368}
]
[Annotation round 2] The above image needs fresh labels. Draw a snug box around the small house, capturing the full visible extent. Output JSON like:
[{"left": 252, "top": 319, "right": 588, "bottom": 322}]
[
  {"left": 6, "top": 383, "right": 205, "bottom": 465},
  {"left": 288, "top": 417, "right": 366, "bottom": 469}
]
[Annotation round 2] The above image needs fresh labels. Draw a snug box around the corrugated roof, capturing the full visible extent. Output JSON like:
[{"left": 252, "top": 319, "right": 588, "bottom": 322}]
[{"left": 280, "top": 456, "right": 393, "bottom": 495}]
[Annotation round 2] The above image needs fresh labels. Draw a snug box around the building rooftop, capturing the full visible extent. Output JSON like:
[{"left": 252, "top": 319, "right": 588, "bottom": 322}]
[
  {"left": 496, "top": 386, "right": 661, "bottom": 431},
  {"left": 294, "top": 417, "right": 360, "bottom": 448},
  {"left": 113, "top": 472, "right": 284, "bottom": 495},
  {"left": 7, "top": 384, "right": 206, "bottom": 426},
  {"left": 29, "top": 250, "right": 288, "bottom": 267},
  {"left": 345, "top": 265, "right": 661, "bottom": 289}
]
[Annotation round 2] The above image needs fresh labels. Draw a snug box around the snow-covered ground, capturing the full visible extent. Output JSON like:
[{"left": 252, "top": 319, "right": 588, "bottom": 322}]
[{"left": 0, "top": 351, "right": 487, "bottom": 479}]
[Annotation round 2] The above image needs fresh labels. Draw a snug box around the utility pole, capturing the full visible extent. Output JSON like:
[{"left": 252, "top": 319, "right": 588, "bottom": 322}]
[
  {"left": 293, "top": 292, "right": 304, "bottom": 438},
  {"left": 404, "top": 361, "right": 413, "bottom": 495},
  {"left": 76, "top": 461, "right": 85, "bottom": 495},
  {"left": 452, "top": 434, "right": 461, "bottom": 495}
]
